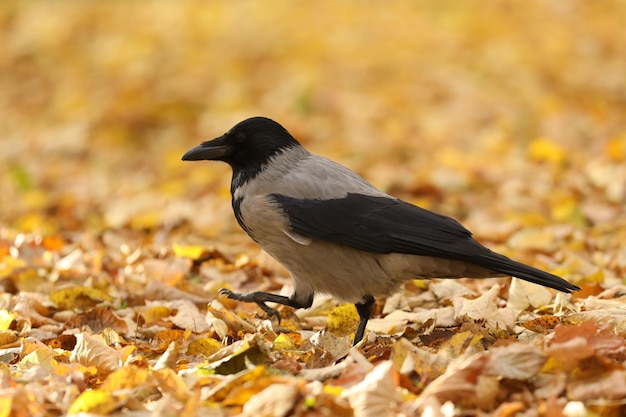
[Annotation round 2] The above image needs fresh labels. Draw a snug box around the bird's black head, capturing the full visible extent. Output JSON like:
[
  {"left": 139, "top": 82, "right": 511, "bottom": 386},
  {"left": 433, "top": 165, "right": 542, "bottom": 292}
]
[{"left": 182, "top": 117, "right": 301, "bottom": 186}]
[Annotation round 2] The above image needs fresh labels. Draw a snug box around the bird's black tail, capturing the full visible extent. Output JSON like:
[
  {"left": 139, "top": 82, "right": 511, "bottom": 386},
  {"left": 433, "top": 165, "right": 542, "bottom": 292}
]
[{"left": 475, "top": 250, "right": 579, "bottom": 293}]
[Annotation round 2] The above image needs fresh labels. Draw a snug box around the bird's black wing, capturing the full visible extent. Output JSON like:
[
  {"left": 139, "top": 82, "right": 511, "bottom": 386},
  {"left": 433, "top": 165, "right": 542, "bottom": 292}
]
[{"left": 270, "top": 193, "right": 579, "bottom": 293}]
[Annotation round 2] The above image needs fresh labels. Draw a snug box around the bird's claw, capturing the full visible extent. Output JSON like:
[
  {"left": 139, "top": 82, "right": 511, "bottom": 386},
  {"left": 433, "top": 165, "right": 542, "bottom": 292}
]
[{"left": 218, "top": 288, "right": 235, "bottom": 298}]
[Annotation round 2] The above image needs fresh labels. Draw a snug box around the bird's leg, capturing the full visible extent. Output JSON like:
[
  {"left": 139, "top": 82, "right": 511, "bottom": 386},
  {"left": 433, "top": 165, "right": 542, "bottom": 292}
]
[
  {"left": 353, "top": 295, "right": 375, "bottom": 346},
  {"left": 219, "top": 288, "right": 312, "bottom": 323}
]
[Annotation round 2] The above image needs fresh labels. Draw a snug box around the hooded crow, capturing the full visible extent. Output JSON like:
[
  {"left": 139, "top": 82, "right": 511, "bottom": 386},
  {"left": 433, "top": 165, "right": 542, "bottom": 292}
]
[{"left": 182, "top": 117, "right": 579, "bottom": 345}]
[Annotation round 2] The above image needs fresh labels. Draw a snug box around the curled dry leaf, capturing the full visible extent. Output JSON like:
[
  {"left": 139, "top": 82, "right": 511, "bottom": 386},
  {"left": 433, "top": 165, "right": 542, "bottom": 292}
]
[
  {"left": 392, "top": 337, "right": 452, "bottom": 383},
  {"left": 166, "top": 300, "right": 212, "bottom": 333},
  {"left": 415, "top": 342, "right": 545, "bottom": 411},
  {"left": 154, "top": 341, "right": 179, "bottom": 371},
  {"left": 453, "top": 285, "right": 515, "bottom": 332},
  {"left": 242, "top": 382, "right": 299, "bottom": 417},
  {"left": 508, "top": 277, "right": 554, "bottom": 311},
  {"left": 70, "top": 332, "right": 121, "bottom": 375},
  {"left": 340, "top": 361, "right": 399, "bottom": 417},
  {"left": 483, "top": 344, "right": 546, "bottom": 380}
]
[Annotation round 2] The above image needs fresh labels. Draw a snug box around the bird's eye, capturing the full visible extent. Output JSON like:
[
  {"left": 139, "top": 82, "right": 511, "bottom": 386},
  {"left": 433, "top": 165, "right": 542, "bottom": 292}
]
[{"left": 235, "top": 133, "right": 246, "bottom": 143}]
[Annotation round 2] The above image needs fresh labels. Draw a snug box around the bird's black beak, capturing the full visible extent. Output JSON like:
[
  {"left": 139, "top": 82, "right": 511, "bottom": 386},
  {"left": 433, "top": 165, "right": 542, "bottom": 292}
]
[{"left": 182, "top": 135, "right": 231, "bottom": 161}]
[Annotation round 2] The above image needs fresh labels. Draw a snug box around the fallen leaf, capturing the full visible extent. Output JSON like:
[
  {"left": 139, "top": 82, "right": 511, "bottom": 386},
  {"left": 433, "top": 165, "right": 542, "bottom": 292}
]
[
  {"left": 64, "top": 307, "right": 128, "bottom": 334},
  {"left": 242, "top": 382, "right": 299, "bottom": 417},
  {"left": 453, "top": 285, "right": 515, "bottom": 332},
  {"left": 49, "top": 286, "right": 112, "bottom": 310},
  {"left": 340, "top": 361, "right": 399, "bottom": 417},
  {"left": 70, "top": 332, "right": 121, "bottom": 375}
]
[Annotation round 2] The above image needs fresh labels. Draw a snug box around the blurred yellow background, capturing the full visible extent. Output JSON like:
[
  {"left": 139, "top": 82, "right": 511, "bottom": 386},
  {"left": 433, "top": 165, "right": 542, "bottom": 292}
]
[{"left": 1, "top": 1, "right": 625, "bottom": 239}]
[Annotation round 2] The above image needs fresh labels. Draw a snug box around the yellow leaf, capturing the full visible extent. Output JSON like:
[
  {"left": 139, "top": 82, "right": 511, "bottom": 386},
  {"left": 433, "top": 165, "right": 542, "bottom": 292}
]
[
  {"left": 141, "top": 305, "right": 172, "bottom": 324},
  {"left": 0, "top": 310, "right": 15, "bottom": 331},
  {"left": 187, "top": 337, "right": 222, "bottom": 356},
  {"left": 273, "top": 333, "right": 295, "bottom": 351},
  {"left": 0, "top": 397, "right": 11, "bottom": 417},
  {"left": 129, "top": 210, "right": 162, "bottom": 230},
  {"left": 18, "top": 348, "right": 58, "bottom": 372},
  {"left": 100, "top": 367, "right": 151, "bottom": 392},
  {"left": 0, "top": 256, "right": 26, "bottom": 278},
  {"left": 583, "top": 268, "right": 605, "bottom": 284},
  {"left": 528, "top": 138, "right": 567, "bottom": 165},
  {"left": 0, "top": 331, "right": 17, "bottom": 347},
  {"left": 15, "top": 269, "right": 48, "bottom": 292},
  {"left": 49, "top": 286, "right": 112, "bottom": 310},
  {"left": 606, "top": 134, "right": 626, "bottom": 161},
  {"left": 154, "top": 368, "right": 191, "bottom": 401},
  {"left": 325, "top": 304, "right": 359, "bottom": 337},
  {"left": 68, "top": 389, "right": 119, "bottom": 414},
  {"left": 323, "top": 385, "right": 344, "bottom": 397},
  {"left": 152, "top": 329, "right": 192, "bottom": 353},
  {"left": 173, "top": 243, "right": 208, "bottom": 259}
]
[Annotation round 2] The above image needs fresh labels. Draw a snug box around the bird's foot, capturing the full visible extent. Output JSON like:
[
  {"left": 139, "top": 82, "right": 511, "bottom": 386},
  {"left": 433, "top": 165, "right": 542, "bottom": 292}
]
[{"left": 218, "top": 288, "right": 282, "bottom": 323}]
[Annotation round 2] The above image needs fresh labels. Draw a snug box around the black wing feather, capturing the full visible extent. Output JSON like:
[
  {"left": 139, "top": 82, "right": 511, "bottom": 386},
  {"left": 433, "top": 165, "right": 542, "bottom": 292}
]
[{"left": 270, "top": 193, "right": 579, "bottom": 293}]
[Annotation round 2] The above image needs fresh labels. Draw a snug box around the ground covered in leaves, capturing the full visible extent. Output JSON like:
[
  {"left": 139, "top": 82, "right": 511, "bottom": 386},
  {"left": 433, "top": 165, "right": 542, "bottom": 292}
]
[{"left": 1, "top": 1, "right": 626, "bottom": 416}]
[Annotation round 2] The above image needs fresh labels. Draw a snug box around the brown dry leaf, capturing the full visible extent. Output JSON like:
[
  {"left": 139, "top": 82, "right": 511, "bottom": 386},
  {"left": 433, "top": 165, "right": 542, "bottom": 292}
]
[
  {"left": 151, "top": 329, "right": 192, "bottom": 353},
  {"left": 144, "top": 280, "right": 211, "bottom": 304},
  {"left": 12, "top": 293, "right": 56, "bottom": 327},
  {"left": 545, "top": 336, "right": 596, "bottom": 371},
  {"left": 415, "top": 342, "right": 546, "bottom": 411},
  {"left": 483, "top": 344, "right": 546, "bottom": 380},
  {"left": 521, "top": 315, "right": 561, "bottom": 333},
  {"left": 167, "top": 300, "right": 212, "bottom": 333},
  {"left": 207, "top": 301, "right": 256, "bottom": 338},
  {"left": 550, "top": 320, "right": 626, "bottom": 358},
  {"left": 567, "top": 369, "right": 626, "bottom": 402},
  {"left": 42, "top": 334, "right": 77, "bottom": 351},
  {"left": 64, "top": 307, "right": 128, "bottom": 334}
]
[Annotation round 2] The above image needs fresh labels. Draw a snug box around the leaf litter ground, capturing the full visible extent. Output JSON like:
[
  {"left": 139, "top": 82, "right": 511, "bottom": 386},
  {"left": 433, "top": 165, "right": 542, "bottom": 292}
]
[{"left": 1, "top": 1, "right": 626, "bottom": 416}]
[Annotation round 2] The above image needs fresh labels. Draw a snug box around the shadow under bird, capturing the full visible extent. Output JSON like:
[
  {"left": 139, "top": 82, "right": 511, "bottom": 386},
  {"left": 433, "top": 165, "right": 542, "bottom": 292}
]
[{"left": 182, "top": 117, "right": 579, "bottom": 345}]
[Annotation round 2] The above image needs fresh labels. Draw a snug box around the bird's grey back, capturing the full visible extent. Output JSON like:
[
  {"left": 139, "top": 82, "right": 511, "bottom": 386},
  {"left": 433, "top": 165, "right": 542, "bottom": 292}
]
[{"left": 234, "top": 146, "right": 388, "bottom": 201}]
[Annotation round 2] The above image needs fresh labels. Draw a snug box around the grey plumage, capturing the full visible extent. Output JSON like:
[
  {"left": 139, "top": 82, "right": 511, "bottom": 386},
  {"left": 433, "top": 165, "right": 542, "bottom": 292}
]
[{"left": 182, "top": 116, "right": 579, "bottom": 345}]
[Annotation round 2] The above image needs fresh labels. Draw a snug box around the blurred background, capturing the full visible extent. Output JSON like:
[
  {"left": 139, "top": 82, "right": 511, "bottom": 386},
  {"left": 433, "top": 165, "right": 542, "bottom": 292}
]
[{"left": 1, "top": 1, "right": 625, "bottom": 255}]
